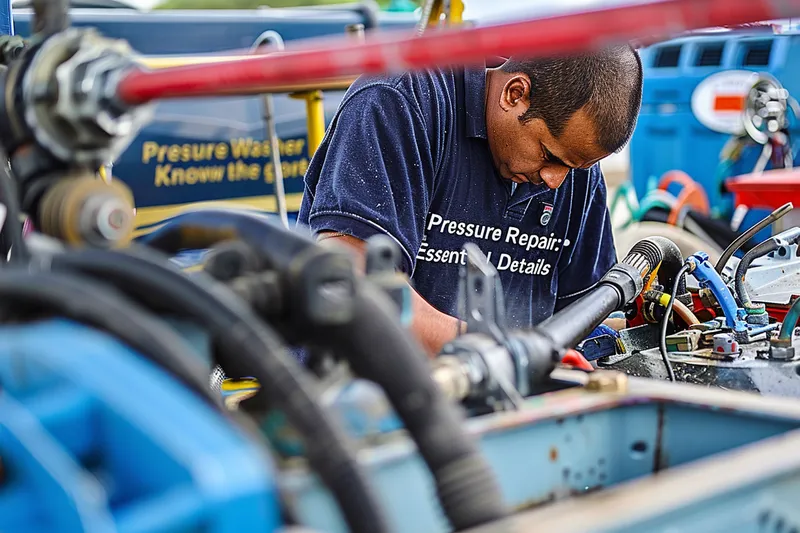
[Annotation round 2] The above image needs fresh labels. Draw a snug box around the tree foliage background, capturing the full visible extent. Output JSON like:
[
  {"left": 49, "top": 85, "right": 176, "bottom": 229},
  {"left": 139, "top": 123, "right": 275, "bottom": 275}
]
[{"left": 156, "top": 0, "right": 407, "bottom": 9}]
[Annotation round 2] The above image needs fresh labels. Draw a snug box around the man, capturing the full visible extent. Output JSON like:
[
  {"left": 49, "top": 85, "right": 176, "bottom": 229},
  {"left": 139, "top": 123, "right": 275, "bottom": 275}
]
[{"left": 298, "top": 46, "right": 643, "bottom": 356}]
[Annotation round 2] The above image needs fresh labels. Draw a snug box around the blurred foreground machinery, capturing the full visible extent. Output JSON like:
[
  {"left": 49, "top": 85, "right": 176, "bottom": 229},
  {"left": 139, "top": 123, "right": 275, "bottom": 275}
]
[{"left": 4, "top": 2, "right": 800, "bottom": 533}]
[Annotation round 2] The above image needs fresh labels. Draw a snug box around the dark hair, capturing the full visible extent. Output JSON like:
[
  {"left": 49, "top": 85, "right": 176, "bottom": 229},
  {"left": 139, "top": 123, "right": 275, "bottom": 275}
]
[{"left": 500, "top": 45, "right": 643, "bottom": 154}]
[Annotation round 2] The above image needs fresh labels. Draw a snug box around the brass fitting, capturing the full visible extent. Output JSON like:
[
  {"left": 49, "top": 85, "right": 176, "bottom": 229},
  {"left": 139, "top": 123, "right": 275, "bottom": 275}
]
[{"left": 38, "top": 173, "right": 135, "bottom": 248}]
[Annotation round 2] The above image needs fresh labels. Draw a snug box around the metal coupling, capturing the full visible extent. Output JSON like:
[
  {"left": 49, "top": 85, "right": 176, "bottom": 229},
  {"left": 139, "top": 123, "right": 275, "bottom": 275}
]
[
  {"left": 769, "top": 342, "right": 796, "bottom": 361},
  {"left": 365, "top": 235, "right": 413, "bottom": 326},
  {"left": 37, "top": 173, "right": 135, "bottom": 248},
  {"left": 22, "top": 28, "right": 152, "bottom": 168},
  {"left": 431, "top": 356, "right": 471, "bottom": 402}
]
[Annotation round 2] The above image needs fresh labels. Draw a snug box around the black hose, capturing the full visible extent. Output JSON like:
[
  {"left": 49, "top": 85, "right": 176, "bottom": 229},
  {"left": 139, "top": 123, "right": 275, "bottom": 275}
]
[
  {"left": 537, "top": 284, "right": 623, "bottom": 349},
  {"left": 715, "top": 202, "right": 793, "bottom": 275},
  {"left": 735, "top": 238, "right": 781, "bottom": 311},
  {"left": 658, "top": 263, "right": 691, "bottom": 382},
  {"left": 315, "top": 283, "right": 507, "bottom": 531},
  {"left": 648, "top": 236, "right": 687, "bottom": 300},
  {"left": 0, "top": 268, "right": 219, "bottom": 406},
  {"left": 48, "top": 246, "right": 391, "bottom": 533},
  {"left": 537, "top": 236, "right": 673, "bottom": 351}
]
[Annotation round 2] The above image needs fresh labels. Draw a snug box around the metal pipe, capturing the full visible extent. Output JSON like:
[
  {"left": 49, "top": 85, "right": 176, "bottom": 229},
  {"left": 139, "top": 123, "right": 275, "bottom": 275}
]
[
  {"left": 251, "top": 31, "right": 289, "bottom": 229},
  {"left": 716, "top": 202, "right": 793, "bottom": 275},
  {"left": 116, "top": 0, "right": 800, "bottom": 105}
]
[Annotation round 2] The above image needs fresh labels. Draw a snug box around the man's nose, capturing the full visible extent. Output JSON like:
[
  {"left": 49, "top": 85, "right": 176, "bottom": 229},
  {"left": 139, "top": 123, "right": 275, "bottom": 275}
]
[{"left": 540, "top": 165, "right": 570, "bottom": 189}]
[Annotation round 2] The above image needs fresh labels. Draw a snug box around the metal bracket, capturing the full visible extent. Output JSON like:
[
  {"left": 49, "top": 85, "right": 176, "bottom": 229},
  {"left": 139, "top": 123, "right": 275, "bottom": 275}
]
[
  {"left": 365, "top": 235, "right": 413, "bottom": 327},
  {"left": 454, "top": 243, "right": 525, "bottom": 409},
  {"left": 458, "top": 243, "right": 507, "bottom": 344}
]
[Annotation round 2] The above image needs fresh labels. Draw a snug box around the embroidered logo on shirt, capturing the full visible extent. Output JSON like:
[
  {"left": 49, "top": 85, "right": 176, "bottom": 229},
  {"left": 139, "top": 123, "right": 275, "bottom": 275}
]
[{"left": 539, "top": 203, "right": 554, "bottom": 227}]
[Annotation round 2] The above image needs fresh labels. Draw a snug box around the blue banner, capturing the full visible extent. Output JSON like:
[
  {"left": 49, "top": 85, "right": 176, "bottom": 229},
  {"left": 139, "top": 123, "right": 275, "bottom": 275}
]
[{"left": 0, "top": 0, "right": 12, "bottom": 36}]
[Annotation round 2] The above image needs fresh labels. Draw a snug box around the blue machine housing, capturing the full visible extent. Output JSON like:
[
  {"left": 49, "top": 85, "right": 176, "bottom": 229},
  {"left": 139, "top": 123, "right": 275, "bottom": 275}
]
[
  {"left": 0, "top": 320, "right": 281, "bottom": 533},
  {"left": 631, "top": 29, "right": 800, "bottom": 222}
]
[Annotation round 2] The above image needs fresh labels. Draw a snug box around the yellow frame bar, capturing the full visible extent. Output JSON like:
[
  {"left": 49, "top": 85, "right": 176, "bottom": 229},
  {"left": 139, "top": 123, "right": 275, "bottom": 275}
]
[
  {"left": 426, "top": 0, "right": 464, "bottom": 27},
  {"left": 290, "top": 90, "right": 326, "bottom": 156}
]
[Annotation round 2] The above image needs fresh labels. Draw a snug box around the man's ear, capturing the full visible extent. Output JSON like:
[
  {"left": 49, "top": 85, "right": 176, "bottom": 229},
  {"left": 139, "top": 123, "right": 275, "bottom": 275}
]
[{"left": 499, "top": 74, "right": 531, "bottom": 113}]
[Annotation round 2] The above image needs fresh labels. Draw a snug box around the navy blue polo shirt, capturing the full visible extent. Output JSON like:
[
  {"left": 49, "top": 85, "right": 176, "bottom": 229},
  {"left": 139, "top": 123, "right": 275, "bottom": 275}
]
[{"left": 298, "top": 65, "right": 617, "bottom": 329}]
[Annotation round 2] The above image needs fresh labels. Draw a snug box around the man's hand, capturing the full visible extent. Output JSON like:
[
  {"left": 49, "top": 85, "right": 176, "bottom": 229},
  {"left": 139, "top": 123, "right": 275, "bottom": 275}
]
[
  {"left": 603, "top": 317, "right": 626, "bottom": 331},
  {"left": 317, "top": 232, "right": 465, "bottom": 357}
]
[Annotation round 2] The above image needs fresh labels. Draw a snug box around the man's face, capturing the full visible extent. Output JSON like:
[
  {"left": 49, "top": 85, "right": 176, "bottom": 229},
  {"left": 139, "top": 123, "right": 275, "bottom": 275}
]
[{"left": 486, "top": 73, "right": 611, "bottom": 189}]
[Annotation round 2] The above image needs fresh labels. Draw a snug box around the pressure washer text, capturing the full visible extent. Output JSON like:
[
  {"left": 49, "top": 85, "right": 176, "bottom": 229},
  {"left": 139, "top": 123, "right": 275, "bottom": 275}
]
[{"left": 141, "top": 138, "right": 309, "bottom": 187}]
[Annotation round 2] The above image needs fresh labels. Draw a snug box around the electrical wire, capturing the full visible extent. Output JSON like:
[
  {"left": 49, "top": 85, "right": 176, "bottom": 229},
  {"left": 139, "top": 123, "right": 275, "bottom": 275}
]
[
  {"left": 47, "top": 246, "right": 391, "bottom": 533},
  {"left": 0, "top": 267, "right": 219, "bottom": 407},
  {"left": 659, "top": 263, "right": 692, "bottom": 382}
]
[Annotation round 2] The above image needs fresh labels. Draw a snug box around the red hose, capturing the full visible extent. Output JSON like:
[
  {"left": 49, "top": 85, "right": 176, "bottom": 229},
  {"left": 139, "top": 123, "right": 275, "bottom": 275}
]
[{"left": 116, "top": 0, "right": 799, "bottom": 105}]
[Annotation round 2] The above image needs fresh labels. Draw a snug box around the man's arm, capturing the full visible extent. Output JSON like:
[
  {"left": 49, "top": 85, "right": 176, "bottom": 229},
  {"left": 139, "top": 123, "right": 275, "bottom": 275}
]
[
  {"left": 299, "top": 82, "right": 464, "bottom": 356},
  {"left": 318, "top": 232, "right": 465, "bottom": 356}
]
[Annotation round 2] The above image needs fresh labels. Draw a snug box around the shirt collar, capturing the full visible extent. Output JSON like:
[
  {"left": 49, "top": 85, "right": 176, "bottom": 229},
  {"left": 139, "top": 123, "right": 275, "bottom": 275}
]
[
  {"left": 464, "top": 66, "right": 488, "bottom": 139},
  {"left": 464, "top": 57, "right": 506, "bottom": 140}
]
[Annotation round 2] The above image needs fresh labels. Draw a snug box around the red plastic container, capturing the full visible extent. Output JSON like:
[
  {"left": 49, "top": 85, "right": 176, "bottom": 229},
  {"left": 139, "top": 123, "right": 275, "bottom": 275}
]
[{"left": 726, "top": 168, "right": 800, "bottom": 210}]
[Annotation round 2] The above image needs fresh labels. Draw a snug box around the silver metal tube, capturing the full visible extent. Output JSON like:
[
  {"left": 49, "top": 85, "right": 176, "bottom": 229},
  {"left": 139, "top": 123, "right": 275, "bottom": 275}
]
[{"left": 251, "top": 31, "right": 289, "bottom": 229}]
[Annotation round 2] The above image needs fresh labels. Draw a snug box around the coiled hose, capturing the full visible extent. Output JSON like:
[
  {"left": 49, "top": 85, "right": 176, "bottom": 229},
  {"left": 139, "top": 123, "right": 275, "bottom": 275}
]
[
  {"left": 138, "top": 208, "right": 508, "bottom": 531},
  {"left": 45, "top": 246, "right": 391, "bottom": 533}
]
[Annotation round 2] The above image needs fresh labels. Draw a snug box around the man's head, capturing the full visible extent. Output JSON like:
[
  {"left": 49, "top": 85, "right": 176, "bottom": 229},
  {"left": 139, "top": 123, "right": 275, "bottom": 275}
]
[{"left": 485, "top": 45, "right": 643, "bottom": 189}]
